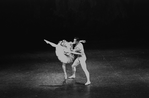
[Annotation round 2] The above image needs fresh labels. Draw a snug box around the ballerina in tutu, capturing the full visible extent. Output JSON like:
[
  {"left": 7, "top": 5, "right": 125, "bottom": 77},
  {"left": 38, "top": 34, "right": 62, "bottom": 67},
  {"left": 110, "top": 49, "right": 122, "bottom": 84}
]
[{"left": 44, "top": 39, "right": 74, "bottom": 80}]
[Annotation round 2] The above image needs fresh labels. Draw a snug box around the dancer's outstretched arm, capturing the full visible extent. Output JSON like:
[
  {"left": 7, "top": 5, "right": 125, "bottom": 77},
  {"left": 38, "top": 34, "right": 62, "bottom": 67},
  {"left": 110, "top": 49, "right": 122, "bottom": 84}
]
[
  {"left": 71, "top": 51, "right": 82, "bottom": 55},
  {"left": 79, "top": 40, "right": 86, "bottom": 43}
]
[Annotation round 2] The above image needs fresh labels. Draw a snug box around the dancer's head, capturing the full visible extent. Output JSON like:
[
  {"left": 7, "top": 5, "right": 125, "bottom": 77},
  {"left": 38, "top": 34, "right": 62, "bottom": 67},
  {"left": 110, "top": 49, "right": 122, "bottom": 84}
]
[
  {"left": 73, "top": 37, "right": 79, "bottom": 44},
  {"left": 73, "top": 37, "right": 86, "bottom": 44},
  {"left": 61, "top": 40, "right": 72, "bottom": 50},
  {"left": 60, "top": 40, "right": 66, "bottom": 47},
  {"left": 59, "top": 40, "right": 65, "bottom": 47}
]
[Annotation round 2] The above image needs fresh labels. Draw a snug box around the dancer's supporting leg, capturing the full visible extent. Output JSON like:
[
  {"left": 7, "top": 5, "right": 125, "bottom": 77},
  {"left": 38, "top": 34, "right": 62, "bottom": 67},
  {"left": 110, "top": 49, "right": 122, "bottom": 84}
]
[
  {"left": 62, "top": 63, "right": 67, "bottom": 80},
  {"left": 79, "top": 57, "right": 91, "bottom": 85}
]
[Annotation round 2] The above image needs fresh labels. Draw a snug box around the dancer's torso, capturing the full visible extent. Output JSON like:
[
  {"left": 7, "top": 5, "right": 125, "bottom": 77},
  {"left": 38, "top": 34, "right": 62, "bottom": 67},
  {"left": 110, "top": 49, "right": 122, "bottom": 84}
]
[{"left": 73, "top": 43, "right": 86, "bottom": 59}]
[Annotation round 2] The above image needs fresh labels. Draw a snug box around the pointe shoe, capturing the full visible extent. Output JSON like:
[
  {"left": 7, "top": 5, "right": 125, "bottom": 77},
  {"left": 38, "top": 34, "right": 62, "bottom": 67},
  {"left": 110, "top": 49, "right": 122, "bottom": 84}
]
[
  {"left": 85, "top": 81, "right": 91, "bottom": 85},
  {"left": 68, "top": 75, "right": 75, "bottom": 79}
]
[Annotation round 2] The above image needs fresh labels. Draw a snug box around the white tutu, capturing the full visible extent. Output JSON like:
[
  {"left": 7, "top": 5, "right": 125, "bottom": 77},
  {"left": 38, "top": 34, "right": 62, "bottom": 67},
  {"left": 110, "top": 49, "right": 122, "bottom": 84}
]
[{"left": 55, "top": 44, "right": 74, "bottom": 64}]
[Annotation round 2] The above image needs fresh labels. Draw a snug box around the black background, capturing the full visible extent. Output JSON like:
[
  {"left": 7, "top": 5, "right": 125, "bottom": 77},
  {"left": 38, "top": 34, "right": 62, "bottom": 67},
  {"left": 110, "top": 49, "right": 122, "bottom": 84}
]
[{"left": 0, "top": 0, "right": 149, "bottom": 54}]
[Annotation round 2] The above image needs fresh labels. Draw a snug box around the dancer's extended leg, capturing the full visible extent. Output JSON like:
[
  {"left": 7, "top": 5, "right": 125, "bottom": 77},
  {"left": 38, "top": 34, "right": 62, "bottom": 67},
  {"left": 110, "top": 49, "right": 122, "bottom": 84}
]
[
  {"left": 62, "top": 63, "right": 67, "bottom": 80},
  {"left": 69, "top": 58, "right": 79, "bottom": 79},
  {"left": 69, "top": 66, "right": 76, "bottom": 79}
]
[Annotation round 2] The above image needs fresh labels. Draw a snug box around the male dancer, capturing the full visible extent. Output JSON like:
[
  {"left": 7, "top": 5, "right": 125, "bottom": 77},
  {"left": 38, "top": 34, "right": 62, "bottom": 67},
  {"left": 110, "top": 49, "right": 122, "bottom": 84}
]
[{"left": 69, "top": 38, "right": 91, "bottom": 85}]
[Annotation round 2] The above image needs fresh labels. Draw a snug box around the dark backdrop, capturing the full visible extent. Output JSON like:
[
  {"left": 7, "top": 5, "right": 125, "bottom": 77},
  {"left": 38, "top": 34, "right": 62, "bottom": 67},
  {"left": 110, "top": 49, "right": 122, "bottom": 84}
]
[{"left": 0, "top": 0, "right": 149, "bottom": 54}]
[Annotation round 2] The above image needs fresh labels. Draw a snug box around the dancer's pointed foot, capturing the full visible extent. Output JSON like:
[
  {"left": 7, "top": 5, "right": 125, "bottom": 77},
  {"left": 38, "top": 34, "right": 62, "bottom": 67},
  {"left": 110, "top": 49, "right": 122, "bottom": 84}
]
[
  {"left": 68, "top": 75, "right": 75, "bottom": 79},
  {"left": 85, "top": 81, "right": 91, "bottom": 85}
]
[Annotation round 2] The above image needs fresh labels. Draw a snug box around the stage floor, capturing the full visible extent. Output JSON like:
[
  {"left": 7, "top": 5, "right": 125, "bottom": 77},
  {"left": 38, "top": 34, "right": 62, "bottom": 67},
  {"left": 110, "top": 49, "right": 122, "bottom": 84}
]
[{"left": 1, "top": 49, "right": 149, "bottom": 98}]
